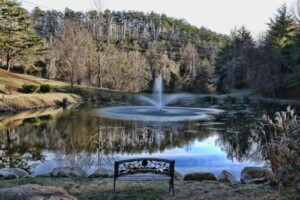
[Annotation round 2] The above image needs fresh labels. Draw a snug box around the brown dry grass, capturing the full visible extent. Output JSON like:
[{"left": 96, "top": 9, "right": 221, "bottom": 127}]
[
  {"left": 0, "top": 93, "right": 81, "bottom": 112},
  {"left": 0, "top": 69, "right": 82, "bottom": 112},
  {"left": 0, "top": 69, "right": 68, "bottom": 95},
  {"left": 0, "top": 178, "right": 295, "bottom": 200}
]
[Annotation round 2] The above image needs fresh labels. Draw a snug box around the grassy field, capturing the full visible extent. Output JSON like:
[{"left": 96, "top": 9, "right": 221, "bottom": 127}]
[
  {"left": 0, "top": 69, "right": 82, "bottom": 111},
  {"left": 0, "top": 69, "right": 136, "bottom": 113},
  {"left": 0, "top": 177, "right": 295, "bottom": 200},
  {"left": 0, "top": 69, "right": 68, "bottom": 93}
]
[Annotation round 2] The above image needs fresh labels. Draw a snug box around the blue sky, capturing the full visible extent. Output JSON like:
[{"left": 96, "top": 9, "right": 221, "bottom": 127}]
[{"left": 21, "top": 0, "right": 296, "bottom": 36}]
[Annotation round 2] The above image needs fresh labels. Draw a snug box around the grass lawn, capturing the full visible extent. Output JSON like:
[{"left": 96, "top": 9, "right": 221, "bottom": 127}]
[{"left": 0, "top": 177, "right": 294, "bottom": 200}]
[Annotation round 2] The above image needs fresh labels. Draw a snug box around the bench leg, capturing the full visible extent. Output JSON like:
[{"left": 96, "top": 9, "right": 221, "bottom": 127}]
[
  {"left": 114, "top": 179, "right": 116, "bottom": 196},
  {"left": 172, "top": 181, "right": 175, "bottom": 196},
  {"left": 170, "top": 179, "right": 174, "bottom": 196}
]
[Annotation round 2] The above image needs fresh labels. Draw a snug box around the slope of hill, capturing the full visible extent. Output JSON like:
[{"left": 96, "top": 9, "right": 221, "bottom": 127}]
[{"left": 0, "top": 69, "right": 81, "bottom": 112}]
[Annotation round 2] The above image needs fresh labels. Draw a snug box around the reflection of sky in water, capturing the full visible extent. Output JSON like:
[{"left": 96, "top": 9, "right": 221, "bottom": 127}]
[
  {"left": 117, "top": 135, "right": 264, "bottom": 180},
  {"left": 30, "top": 152, "right": 58, "bottom": 175},
  {"left": 32, "top": 135, "right": 263, "bottom": 180}
]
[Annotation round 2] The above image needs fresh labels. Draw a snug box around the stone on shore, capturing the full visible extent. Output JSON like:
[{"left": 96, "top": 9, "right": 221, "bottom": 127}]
[
  {"left": 0, "top": 171, "right": 18, "bottom": 179},
  {"left": 88, "top": 168, "right": 114, "bottom": 178},
  {"left": 174, "top": 170, "right": 184, "bottom": 181},
  {"left": 0, "top": 168, "right": 29, "bottom": 179},
  {"left": 183, "top": 172, "right": 217, "bottom": 181},
  {"left": 217, "top": 170, "right": 239, "bottom": 184},
  {"left": 241, "top": 167, "right": 273, "bottom": 184},
  {"left": 0, "top": 184, "right": 77, "bottom": 200},
  {"left": 51, "top": 167, "right": 87, "bottom": 179}
]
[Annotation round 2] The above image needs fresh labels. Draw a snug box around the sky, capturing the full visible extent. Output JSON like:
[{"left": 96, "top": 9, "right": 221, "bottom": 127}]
[{"left": 21, "top": 0, "right": 296, "bottom": 37}]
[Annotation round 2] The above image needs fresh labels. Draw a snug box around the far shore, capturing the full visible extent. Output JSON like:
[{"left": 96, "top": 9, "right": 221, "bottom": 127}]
[{"left": 0, "top": 93, "right": 82, "bottom": 113}]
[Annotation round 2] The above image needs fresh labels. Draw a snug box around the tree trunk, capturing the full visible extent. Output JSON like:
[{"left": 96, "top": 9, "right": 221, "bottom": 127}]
[
  {"left": 6, "top": 54, "right": 11, "bottom": 72},
  {"left": 66, "top": 60, "right": 74, "bottom": 92},
  {"left": 71, "top": 65, "right": 74, "bottom": 92},
  {"left": 97, "top": 58, "right": 101, "bottom": 88}
]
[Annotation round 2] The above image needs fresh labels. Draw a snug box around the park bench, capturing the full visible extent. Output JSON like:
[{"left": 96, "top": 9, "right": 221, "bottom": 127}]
[{"left": 114, "top": 158, "right": 175, "bottom": 195}]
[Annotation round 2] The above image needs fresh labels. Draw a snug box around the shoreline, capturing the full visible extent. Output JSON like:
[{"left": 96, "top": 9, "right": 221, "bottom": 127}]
[
  {"left": 0, "top": 93, "right": 82, "bottom": 113},
  {"left": 0, "top": 165, "right": 294, "bottom": 199}
]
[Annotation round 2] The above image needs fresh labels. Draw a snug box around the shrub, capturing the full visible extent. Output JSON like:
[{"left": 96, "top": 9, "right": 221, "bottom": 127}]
[
  {"left": 39, "top": 84, "right": 51, "bottom": 93},
  {"left": 261, "top": 106, "right": 300, "bottom": 190},
  {"left": 22, "top": 84, "right": 40, "bottom": 93},
  {"left": 26, "top": 65, "right": 40, "bottom": 76}
]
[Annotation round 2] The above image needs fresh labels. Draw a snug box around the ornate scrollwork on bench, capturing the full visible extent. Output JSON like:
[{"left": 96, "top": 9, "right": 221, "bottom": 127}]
[
  {"left": 117, "top": 158, "right": 172, "bottom": 176},
  {"left": 114, "top": 158, "right": 175, "bottom": 196}
]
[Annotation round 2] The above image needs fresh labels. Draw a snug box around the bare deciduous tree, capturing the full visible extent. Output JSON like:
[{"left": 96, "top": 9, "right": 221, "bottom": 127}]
[
  {"left": 293, "top": 0, "right": 300, "bottom": 24},
  {"left": 51, "top": 20, "right": 96, "bottom": 90},
  {"left": 181, "top": 43, "right": 199, "bottom": 76}
]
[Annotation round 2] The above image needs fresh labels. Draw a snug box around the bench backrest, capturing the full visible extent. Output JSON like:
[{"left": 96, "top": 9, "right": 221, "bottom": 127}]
[{"left": 114, "top": 158, "right": 175, "bottom": 178}]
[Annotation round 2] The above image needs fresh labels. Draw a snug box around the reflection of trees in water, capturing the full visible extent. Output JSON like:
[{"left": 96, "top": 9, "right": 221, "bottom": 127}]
[
  {"left": 0, "top": 128, "right": 45, "bottom": 171},
  {"left": 0, "top": 105, "right": 271, "bottom": 172},
  {"left": 0, "top": 108, "right": 215, "bottom": 171},
  {"left": 91, "top": 118, "right": 214, "bottom": 155},
  {"left": 215, "top": 112, "right": 266, "bottom": 163}
]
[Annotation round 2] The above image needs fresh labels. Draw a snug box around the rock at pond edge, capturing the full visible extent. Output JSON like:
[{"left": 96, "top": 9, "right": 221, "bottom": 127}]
[
  {"left": 217, "top": 170, "right": 239, "bottom": 184},
  {"left": 183, "top": 172, "right": 217, "bottom": 181},
  {"left": 241, "top": 167, "right": 273, "bottom": 184},
  {"left": 51, "top": 166, "right": 87, "bottom": 178},
  {"left": 0, "top": 184, "right": 77, "bottom": 200}
]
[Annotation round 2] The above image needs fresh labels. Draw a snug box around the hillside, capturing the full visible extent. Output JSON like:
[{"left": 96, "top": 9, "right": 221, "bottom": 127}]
[
  {"left": 0, "top": 69, "right": 81, "bottom": 112},
  {"left": 2, "top": 2, "right": 300, "bottom": 98},
  {"left": 0, "top": 69, "right": 69, "bottom": 94}
]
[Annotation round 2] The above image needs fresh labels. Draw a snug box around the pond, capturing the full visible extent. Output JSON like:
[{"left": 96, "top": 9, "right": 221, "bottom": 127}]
[{"left": 0, "top": 100, "right": 297, "bottom": 180}]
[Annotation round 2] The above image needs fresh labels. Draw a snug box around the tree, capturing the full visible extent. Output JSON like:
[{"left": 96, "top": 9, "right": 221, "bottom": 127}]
[
  {"left": 215, "top": 26, "right": 255, "bottom": 93},
  {"left": 0, "top": 0, "right": 44, "bottom": 71},
  {"left": 267, "top": 4, "right": 295, "bottom": 48},
  {"left": 255, "top": 4, "right": 296, "bottom": 97},
  {"left": 145, "top": 41, "right": 163, "bottom": 84},
  {"left": 180, "top": 43, "right": 199, "bottom": 77},
  {"left": 293, "top": 0, "right": 300, "bottom": 24},
  {"left": 28, "top": 7, "right": 229, "bottom": 93},
  {"left": 127, "top": 50, "right": 149, "bottom": 92},
  {"left": 51, "top": 19, "right": 96, "bottom": 90}
]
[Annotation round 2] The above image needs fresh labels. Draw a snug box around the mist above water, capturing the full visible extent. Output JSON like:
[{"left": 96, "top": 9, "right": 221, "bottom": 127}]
[{"left": 137, "top": 74, "right": 192, "bottom": 110}]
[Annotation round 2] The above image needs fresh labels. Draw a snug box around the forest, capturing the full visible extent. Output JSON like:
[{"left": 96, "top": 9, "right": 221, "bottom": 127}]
[{"left": 0, "top": 0, "right": 300, "bottom": 98}]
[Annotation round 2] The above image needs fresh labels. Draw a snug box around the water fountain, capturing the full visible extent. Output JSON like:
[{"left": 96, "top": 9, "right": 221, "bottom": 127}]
[{"left": 96, "top": 75, "right": 223, "bottom": 121}]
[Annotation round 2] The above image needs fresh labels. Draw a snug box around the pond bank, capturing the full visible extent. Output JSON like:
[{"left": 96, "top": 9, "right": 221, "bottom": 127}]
[
  {"left": 0, "top": 93, "right": 82, "bottom": 112},
  {"left": 0, "top": 177, "right": 295, "bottom": 200}
]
